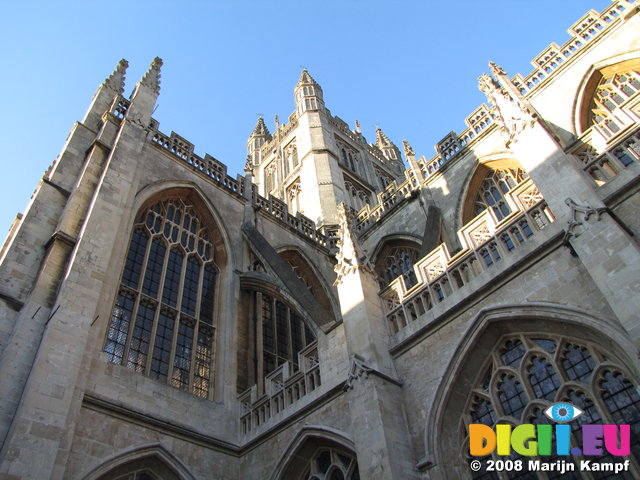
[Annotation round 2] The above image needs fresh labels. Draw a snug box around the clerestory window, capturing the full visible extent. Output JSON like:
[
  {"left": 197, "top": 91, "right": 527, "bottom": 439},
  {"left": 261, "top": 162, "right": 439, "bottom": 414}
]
[
  {"left": 104, "top": 198, "right": 218, "bottom": 399},
  {"left": 473, "top": 168, "right": 528, "bottom": 221}
]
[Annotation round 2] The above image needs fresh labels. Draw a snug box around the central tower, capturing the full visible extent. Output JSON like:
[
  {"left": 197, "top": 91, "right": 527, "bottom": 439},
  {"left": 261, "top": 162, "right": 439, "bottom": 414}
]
[{"left": 247, "top": 69, "right": 405, "bottom": 229}]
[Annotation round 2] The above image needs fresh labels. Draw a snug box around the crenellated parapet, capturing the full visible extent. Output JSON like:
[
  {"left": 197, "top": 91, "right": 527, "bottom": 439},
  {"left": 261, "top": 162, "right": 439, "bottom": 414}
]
[{"left": 149, "top": 126, "right": 338, "bottom": 252}]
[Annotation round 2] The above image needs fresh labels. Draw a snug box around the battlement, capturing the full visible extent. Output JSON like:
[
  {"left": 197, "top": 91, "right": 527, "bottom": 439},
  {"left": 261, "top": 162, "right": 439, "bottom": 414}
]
[{"left": 149, "top": 126, "right": 338, "bottom": 252}]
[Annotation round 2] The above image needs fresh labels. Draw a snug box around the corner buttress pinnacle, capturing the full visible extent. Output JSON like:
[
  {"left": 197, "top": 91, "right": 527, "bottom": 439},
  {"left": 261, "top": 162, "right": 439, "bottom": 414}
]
[
  {"left": 104, "top": 59, "right": 128, "bottom": 95},
  {"left": 141, "top": 57, "right": 163, "bottom": 94}
]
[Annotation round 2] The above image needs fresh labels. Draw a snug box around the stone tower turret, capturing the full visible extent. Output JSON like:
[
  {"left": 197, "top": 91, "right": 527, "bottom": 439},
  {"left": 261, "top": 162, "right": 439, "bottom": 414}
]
[
  {"left": 247, "top": 117, "right": 272, "bottom": 167},
  {"left": 294, "top": 69, "right": 325, "bottom": 116}
]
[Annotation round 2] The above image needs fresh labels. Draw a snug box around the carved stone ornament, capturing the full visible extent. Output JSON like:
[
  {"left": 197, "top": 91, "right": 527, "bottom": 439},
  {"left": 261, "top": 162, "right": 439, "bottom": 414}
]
[
  {"left": 343, "top": 354, "right": 374, "bottom": 391},
  {"left": 402, "top": 139, "right": 415, "bottom": 157},
  {"left": 333, "top": 203, "right": 373, "bottom": 285},
  {"left": 478, "top": 72, "right": 535, "bottom": 147},
  {"left": 563, "top": 198, "right": 608, "bottom": 242}
]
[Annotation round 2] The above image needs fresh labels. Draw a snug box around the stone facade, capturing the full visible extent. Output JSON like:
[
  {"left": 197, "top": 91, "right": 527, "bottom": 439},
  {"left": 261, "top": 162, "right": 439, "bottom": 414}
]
[{"left": 0, "top": 2, "right": 640, "bottom": 479}]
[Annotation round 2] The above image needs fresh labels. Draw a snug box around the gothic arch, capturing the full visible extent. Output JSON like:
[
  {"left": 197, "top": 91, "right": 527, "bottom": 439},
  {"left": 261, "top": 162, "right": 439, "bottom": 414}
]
[
  {"left": 424, "top": 303, "right": 639, "bottom": 471},
  {"left": 573, "top": 51, "right": 640, "bottom": 135},
  {"left": 458, "top": 155, "right": 528, "bottom": 226},
  {"left": 80, "top": 443, "right": 196, "bottom": 480},
  {"left": 101, "top": 182, "right": 230, "bottom": 400},
  {"left": 371, "top": 234, "right": 422, "bottom": 290},
  {"left": 268, "top": 425, "right": 358, "bottom": 480},
  {"left": 132, "top": 181, "right": 231, "bottom": 267},
  {"left": 275, "top": 246, "right": 340, "bottom": 321}
]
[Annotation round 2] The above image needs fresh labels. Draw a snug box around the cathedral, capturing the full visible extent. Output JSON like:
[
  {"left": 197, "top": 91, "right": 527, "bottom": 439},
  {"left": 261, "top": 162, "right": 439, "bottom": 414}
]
[{"left": 0, "top": 1, "right": 639, "bottom": 479}]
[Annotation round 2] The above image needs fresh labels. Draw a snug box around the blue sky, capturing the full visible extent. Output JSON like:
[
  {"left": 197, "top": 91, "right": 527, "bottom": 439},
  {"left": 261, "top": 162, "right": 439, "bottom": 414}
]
[{"left": 0, "top": 0, "right": 611, "bottom": 238}]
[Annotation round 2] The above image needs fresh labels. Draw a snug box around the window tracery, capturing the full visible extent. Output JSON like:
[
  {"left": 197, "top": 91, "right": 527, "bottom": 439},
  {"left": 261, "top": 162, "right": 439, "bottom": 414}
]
[
  {"left": 381, "top": 246, "right": 419, "bottom": 289},
  {"left": 461, "top": 334, "right": 640, "bottom": 479},
  {"left": 473, "top": 168, "right": 528, "bottom": 221},
  {"left": 588, "top": 68, "right": 640, "bottom": 136},
  {"left": 249, "top": 290, "right": 316, "bottom": 385},
  {"left": 104, "top": 198, "right": 218, "bottom": 399},
  {"left": 300, "top": 447, "right": 360, "bottom": 480}
]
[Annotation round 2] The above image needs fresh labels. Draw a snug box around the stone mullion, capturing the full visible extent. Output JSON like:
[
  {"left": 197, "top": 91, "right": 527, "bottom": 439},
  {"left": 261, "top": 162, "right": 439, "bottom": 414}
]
[
  {"left": 120, "top": 229, "right": 155, "bottom": 368},
  {"left": 166, "top": 246, "right": 188, "bottom": 388},
  {"left": 145, "top": 238, "right": 170, "bottom": 378},
  {"left": 256, "top": 292, "right": 264, "bottom": 397},
  {"left": 185, "top": 259, "right": 206, "bottom": 394}
]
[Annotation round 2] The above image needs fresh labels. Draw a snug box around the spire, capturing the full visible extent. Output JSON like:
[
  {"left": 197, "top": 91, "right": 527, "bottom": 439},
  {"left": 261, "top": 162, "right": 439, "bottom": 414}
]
[
  {"left": 104, "top": 59, "right": 128, "bottom": 95},
  {"left": 402, "top": 140, "right": 415, "bottom": 157},
  {"left": 141, "top": 57, "right": 163, "bottom": 94},
  {"left": 251, "top": 117, "right": 271, "bottom": 139}
]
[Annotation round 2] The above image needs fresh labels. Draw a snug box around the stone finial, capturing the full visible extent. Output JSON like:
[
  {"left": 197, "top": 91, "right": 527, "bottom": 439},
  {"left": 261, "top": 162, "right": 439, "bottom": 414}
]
[
  {"left": 478, "top": 71, "right": 534, "bottom": 147},
  {"left": 104, "top": 59, "right": 128, "bottom": 95},
  {"left": 334, "top": 203, "right": 373, "bottom": 285},
  {"left": 250, "top": 116, "right": 271, "bottom": 138},
  {"left": 489, "top": 61, "right": 507, "bottom": 77},
  {"left": 244, "top": 154, "right": 254, "bottom": 172},
  {"left": 141, "top": 57, "right": 163, "bottom": 94},
  {"left": 355, "top": 120, "right": 362, "bottom": 133},
  {"left": 402, "top": 140, "right": 415, "bottom": 157}
]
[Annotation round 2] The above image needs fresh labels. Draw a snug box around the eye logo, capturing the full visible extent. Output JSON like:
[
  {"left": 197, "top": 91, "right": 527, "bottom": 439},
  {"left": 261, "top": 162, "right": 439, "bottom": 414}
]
[{"left": 544, "top": 402, "right": 584, "bottom": 423}]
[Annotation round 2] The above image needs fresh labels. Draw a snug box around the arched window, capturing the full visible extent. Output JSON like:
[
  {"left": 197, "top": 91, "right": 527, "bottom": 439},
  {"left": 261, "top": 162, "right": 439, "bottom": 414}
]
[
  {"left": 243, "top": 290, "right": 317, "bottom": 390},
  {"left": 300, "top": 447, "right": 360, "bottom": 480},
  {"left": 461, "top": 334, "right": 640, "bottom": 478},
  {"left": 587, "top": 63, "right": 640, "bottom": 136},
  {"left": 472, "top": 168, "right": 528, "bottom": 221},
  {"left": 374, "top": 240, "right": 421, "bottom": 290},
  {"left": 104, "top": 198, "right": 219, "bottom": 399}
]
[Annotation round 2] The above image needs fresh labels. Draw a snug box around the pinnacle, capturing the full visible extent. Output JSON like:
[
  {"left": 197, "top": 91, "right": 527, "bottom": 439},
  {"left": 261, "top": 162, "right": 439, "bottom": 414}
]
[
  {"left": 251, "top": 117, "right": 271, "bottom": 138},
  {"left": 141, "top": 57, "right": 163, "bottom": 94},
  {"left": 402, "top": 140, "right": 415, "bottom": 157},
  {"left": 375, "top": 127, "right": 393, "bottom": 148},
  {"left": 297, "top": 68, "right": 319, "bottom": 87},
  {"left": 104, "top": 58, "right": 128, "bottom": 95},
  {"left": 489, "top": 61, "right": 507, "bottom": 77}
]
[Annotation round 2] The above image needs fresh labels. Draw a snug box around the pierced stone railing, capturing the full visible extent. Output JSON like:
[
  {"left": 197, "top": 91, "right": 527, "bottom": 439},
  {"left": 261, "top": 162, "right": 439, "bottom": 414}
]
[
  {"left": 110, "top": 95, "right": 130, "bottom": 120},
  {"left": 384, "top": 180, "right": 554, "bottom": 334},
  {"left": 570, "top": 121, "right": 640, "bottom": 187},
  {"left": 351, "top": 0, "right": 635, "bottom": 236},
  {"left": 513, "top": 1, "right": 635, "bottom": 96},
  {"left": 238, "top": 342, "right": 321, "bottom": 435}
]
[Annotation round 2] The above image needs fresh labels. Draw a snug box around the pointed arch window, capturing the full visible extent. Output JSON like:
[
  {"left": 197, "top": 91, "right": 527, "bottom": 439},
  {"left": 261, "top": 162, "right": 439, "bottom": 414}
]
[
  {"left": 461, "top": 334, "right": 640, "bottom": 478},
  {"left": 104, "top": 198, "right": 218, "bottom": 399},
  {"left": 473, "top": 168, "right": 528, "bottom": 221},
  {"left": 587, "top": 65, "right": 640, "bottom": 136}
]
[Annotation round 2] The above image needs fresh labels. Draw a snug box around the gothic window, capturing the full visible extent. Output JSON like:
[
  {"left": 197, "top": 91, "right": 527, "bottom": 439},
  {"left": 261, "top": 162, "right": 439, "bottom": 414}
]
[
  {"left": 473, "top": 168, "right": 528, "bottom": 221},
  {"left": 287, "top": 180, "right": 302, "bottom": 215},
  {"left": 588, "top": 67, "right": 640, "bottom": 136},
  {"left": 379, "top": 245, "right": 419, "bottom": 289},
  {"left": 300, "top": 447, "right": 360, "bottom": 480},
  {"left": 461, "top": 334, "right": 640, "bottom": 478},
  {"left": 104, "top": 198, "right": 218, "bottom": 399},
  {"left": 251, "top": 291, "right": 316, "bottom": 383},
  {"left": 265, "top": 162, "right": 276, "bottom": 194}
]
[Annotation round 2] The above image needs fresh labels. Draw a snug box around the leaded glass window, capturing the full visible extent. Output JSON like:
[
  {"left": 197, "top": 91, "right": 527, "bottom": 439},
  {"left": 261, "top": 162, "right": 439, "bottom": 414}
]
[
  {"left": 461, "top": 333, "right": 640, "bottom": 478},
  {"left": 104, "top": 198, "right": 218, "bottom": 399},
  {"left": 473, "top": 168, "right": 528, "bottom": 221},
  {"left": 383, "top": 246, "right": 419, "bottom": 289},
  {"left": 300, "top": 447, "right": 360, "bottom": 480}
]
